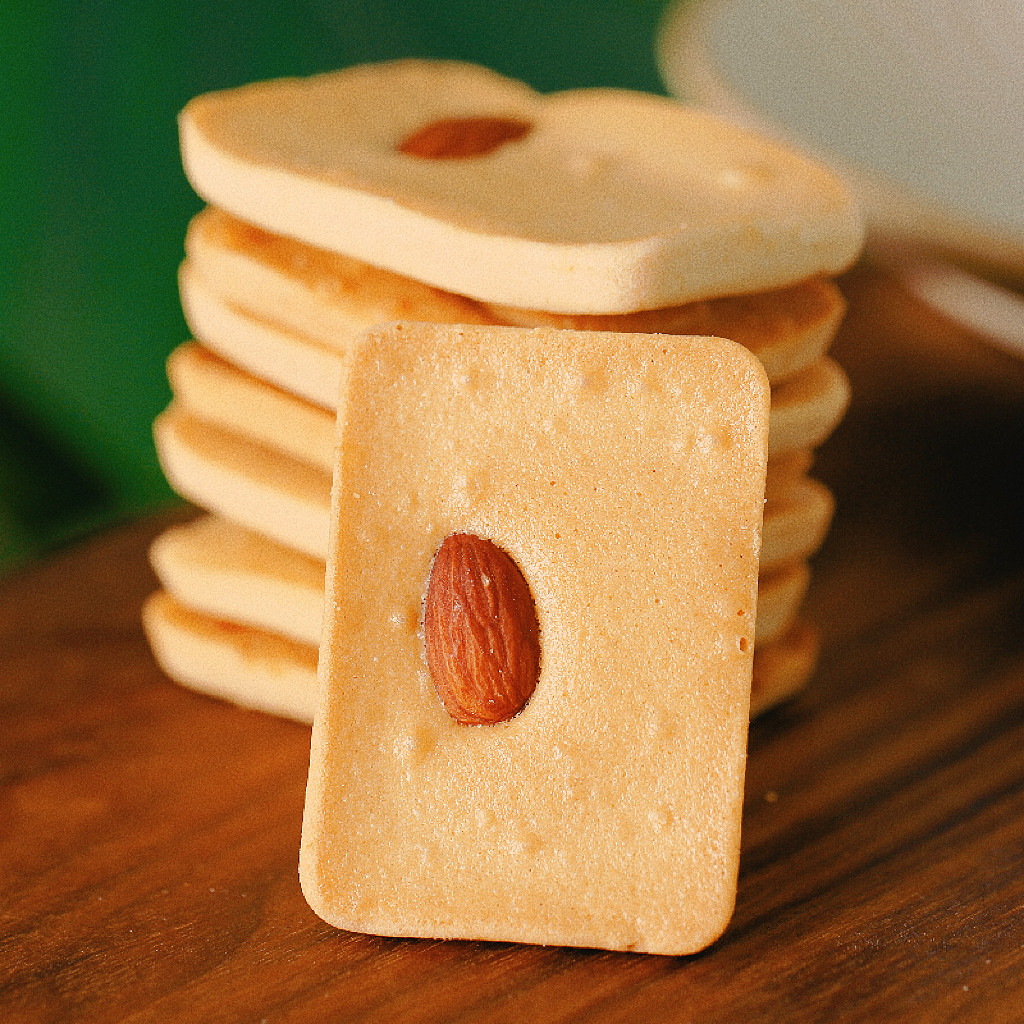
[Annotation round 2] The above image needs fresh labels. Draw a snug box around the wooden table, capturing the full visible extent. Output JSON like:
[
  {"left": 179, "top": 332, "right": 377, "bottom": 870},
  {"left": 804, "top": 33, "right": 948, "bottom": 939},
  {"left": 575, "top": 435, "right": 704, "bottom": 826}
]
[{"left": 4, "top": 262, "right": 1024, "bottom": 1022}]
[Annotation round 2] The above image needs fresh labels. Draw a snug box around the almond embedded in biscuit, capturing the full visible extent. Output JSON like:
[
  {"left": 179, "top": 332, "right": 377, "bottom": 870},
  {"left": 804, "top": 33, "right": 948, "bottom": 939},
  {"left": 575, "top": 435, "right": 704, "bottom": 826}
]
[
  {"left": 179, "top": 59, "right": 864, "bottom": 312},
  {"left": 424, "top": 533, "right": 541, "bottom": 725},
  {"left": 398, "top": 116, "right": 532, "bottom": 158},
  {"left": 301, "top": 322, "right": 771, "bottom": 955},
  {"left": 148, "top": 515, "right": 807, "bottom": 661}
]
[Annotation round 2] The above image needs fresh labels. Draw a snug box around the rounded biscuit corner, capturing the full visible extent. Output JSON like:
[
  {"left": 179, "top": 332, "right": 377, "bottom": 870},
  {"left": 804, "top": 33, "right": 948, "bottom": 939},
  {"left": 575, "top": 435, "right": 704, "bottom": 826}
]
[
  {"left": 632, "top": 876, "right": 740, "bottom": 957},
  {"left": 297, "top": 835, "right": 328, "bottom": 923},
  {"left": 297, "top": 747, "right": 336, "bottom": 924},
  {"left": 714, "top": 333, "right": 772, "bottom": 423},
  {"left": 690, "top": 887, "right": 740, "bottom": 956}
]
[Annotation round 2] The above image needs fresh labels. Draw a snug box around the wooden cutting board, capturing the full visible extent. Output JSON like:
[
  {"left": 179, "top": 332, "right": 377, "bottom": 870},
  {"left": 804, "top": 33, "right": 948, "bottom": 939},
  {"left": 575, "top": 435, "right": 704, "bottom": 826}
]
[{"left": 3, "top": 262, "right": 1024, "bottom": 1023}]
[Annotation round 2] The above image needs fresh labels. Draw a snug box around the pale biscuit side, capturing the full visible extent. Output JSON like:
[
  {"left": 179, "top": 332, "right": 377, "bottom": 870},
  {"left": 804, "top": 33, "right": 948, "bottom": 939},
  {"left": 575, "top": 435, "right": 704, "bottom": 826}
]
[{"left": 180, "top": 60, "right": 863, "bottom": 312}]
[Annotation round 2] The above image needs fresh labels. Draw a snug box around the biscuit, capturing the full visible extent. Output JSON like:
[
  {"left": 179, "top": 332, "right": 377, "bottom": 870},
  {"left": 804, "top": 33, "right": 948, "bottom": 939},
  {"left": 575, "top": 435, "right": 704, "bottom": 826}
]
[
  {"left": 175, "top": 280, "right": 849, "bottom": 458},
  {"left": 186, "top": 205, "right": 843, "bottom": 385},
  {"left": 149, "top": 515, "right": 324, "bottom": 646},
  {"left": 179, "top": 60, "right": 863, "bottom": 312},
  {"left": 302, "top": 322, "right": 772, "bottom": 954},
  {"left": 148, "top": 515, "right": 808, "bottom": 652},
  {"left": 180, "top": 261, "right": 341, "bottom": 409},
  {"left": 144, "top": 586, "right": 815, "bottom": 725},
  {"left": 748, "top": 619, "right": 820, "bottom": 716},
  {"left": 768, "top": 357, "right": 850, "bottom": 457},
  {"left": 153, "top": 404, "right": 831, "bottom": 570},
  {"left": 486, "top": 279, "right": 844, "bottom": 385},
  {"left": 755, "top": 561, "right": 811, "bottom": 645},
  {"left": 763, "top": 448, "right": 814, "bottom": 502},
  {"left": 153, "top": 405, "right": 330, "bottom": 560},
  {"left": 167, "top": 342, "right": 336, "bottom": 474},
  {"left": 761, "top": 477, "right": 835, "bottom": 571},
  {"left": 142, "top": 589, "right": 318, "bottom": 723},
  {"left": 185, "top": 206, "right": 492, "bottom": 350}
]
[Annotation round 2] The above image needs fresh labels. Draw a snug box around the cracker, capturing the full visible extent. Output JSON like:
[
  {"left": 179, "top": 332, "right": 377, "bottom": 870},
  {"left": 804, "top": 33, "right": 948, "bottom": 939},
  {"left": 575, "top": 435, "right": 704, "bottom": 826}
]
[
  {"left": 153, "top": 404, "right": 831, "bottom": 569},
  {"left": 179, "top": 261, "right": 340, "bottom": 409},
  {"left": 301, "top": 322, "right": 771, "bottom": 954},
  {"left": 149, "top": 515, "right": 808, "bottom": 653},
  {"left": 153, "top": 404, "right": 330, "bottom": 560},
  {"left": 179, "top": 60, "right": 862, "bottom": 312},
  {"left": 486, "top": 279, "right": 844, "bottom": 385},
  {"left": 186, "top": 205, "right": 843, "bottom": 385},
  {"left": 748, "top": 620, "right": 820, "bottom": 717},
  {"left": 144, "top": 586, "right": 815, "bottom": 725},
  {"left": 185, "top": 206, "right": 492, "bottom": 349},
  {"left": 763, "top": 448, "right": 814, "bottom": 502},
  {"left": 761, "top": 477, "right": 835, "bottom": 571},
  {"left": 142, "top": 590, "right": 318, "bottom": 723},
  {"left": 149, "top": 515, "right": 324, "bottom": 646},
  {"left": 768, "top": 357, "right": 850, "bottom": 457},
  {"left": 755, "top": 561, "right": 811, "bottom": 645},
  {"left": 167, "top": 342, "right": 336, "bottom": 474}
]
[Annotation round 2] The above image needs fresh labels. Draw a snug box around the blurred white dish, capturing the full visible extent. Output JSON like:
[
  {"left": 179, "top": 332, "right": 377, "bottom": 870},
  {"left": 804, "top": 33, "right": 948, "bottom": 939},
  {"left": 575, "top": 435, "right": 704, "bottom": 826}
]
[{"left": 658, "top": 0, "right": 1024, "bottom": 283}]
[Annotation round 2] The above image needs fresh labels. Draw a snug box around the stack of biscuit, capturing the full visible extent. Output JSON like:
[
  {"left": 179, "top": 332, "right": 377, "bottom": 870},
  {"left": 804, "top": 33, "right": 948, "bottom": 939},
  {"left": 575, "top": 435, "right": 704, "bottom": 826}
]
[{"left": 143, "top": 60, "right": 862, "bottom": 723}]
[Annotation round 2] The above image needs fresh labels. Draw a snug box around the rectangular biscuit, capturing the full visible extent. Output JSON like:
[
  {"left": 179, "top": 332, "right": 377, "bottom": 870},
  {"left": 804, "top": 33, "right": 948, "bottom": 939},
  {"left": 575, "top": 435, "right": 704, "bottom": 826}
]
[{"left": 301, "top": 322, "right": 770, "bottom": 954}]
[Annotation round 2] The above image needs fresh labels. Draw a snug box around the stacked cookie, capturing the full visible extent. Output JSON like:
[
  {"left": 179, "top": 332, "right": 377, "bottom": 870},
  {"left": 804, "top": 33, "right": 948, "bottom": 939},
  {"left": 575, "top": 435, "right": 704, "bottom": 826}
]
[
  {"left": 303, "top": 321, "right": 773, "bottom": 954},
  {"left": 144, "top": 60, "right": 862, "bottom": 723}
]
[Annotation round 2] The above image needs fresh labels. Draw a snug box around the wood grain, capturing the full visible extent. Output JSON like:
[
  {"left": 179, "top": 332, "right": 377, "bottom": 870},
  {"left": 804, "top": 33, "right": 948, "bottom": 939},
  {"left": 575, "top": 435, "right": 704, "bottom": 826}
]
[{"left": 3, "top": 262, "right": 1024, "bottom": 1022}]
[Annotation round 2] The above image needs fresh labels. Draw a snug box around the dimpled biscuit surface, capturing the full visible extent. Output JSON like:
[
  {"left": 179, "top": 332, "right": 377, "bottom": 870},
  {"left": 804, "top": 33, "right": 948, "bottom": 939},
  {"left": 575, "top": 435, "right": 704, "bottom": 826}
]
[
  {"left": 180, "top": 60, "right": 863, "bottom": 312},
  {"left": 300, "top": 323, "right": 770, "bottom": 955}
]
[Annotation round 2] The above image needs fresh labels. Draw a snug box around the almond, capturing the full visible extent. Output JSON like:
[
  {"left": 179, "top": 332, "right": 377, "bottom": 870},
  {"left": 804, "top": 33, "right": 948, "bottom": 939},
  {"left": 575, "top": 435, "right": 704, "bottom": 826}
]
[
  {"left": 424, "top": 533, "right": 540, "bottom": 725},
  {"left": 397, "top": 116, "right": 532, "bottom": 159}
]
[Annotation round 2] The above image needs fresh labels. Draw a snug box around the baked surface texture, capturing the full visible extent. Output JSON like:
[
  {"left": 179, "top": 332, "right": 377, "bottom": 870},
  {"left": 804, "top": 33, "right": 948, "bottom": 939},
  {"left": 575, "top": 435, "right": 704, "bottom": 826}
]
[
  {"left": 184, "top": 206, "right": 845, "bottom": 385},
  {"left": 152, "top": 402, "right": 828, "bottom": 570},
  {"left": 180, "top": 60, "right": 863, "bottom": 312},
  {"left": 148, "top": 515, "right": 808, "bottom": 652},
  {"left": 301, "top": 323, "right": 771, "bottom": 954}
]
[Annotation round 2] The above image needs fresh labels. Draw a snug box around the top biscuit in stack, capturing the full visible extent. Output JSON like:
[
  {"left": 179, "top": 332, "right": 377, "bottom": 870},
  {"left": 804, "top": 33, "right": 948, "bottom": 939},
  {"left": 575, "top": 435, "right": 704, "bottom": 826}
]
[{"left": 179, "top": 59, "right": 862, "bottom": 313}]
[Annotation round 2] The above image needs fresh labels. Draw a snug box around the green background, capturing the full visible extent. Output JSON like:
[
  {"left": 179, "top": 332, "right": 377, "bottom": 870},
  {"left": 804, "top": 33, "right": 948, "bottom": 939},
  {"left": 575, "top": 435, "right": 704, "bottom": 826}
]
[{"left": 0, "top": 0, "right": 674, "bottom": 572}]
